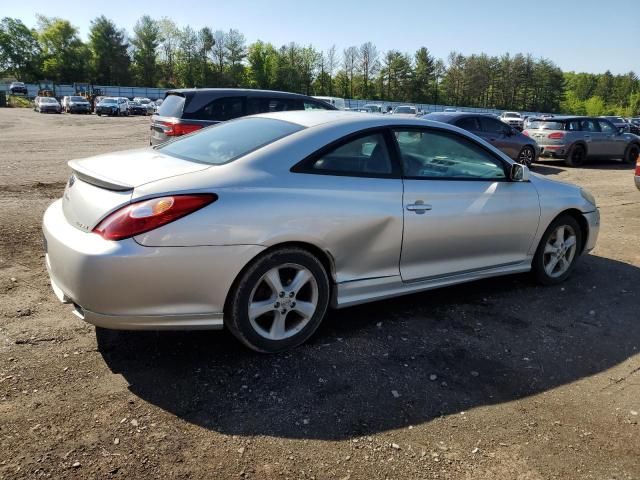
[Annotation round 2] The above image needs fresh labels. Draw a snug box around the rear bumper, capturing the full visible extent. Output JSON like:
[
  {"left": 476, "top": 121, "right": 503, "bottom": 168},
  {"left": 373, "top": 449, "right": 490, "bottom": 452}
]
[
  {"left": 539, "top": 145, "right": 568, "bottom": 158},
  {"left": 43, "top": 200, "right": 265, "bottom": 330},
  {"left": 582, "top": 209, "right": 600, "bottom": 253}
]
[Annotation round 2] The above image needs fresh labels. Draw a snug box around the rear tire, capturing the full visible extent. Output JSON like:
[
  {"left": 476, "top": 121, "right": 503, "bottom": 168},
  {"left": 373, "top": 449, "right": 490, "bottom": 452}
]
[
  {"left": 532, "top": 214, "right": 582, "bottom": 285},
  {"left": 623, "top": 143, "right": 640, "bottom": 165},
  {"left": 565, "top": 144, "right": 586, "bottom": 167},
  {"left": 226, "top": 248, "right": 330, "bottom": 353}
]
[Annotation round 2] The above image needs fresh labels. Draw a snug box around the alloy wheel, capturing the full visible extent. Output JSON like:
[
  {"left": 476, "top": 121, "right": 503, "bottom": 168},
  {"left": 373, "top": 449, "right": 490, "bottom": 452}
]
[
  {"left": 518, "top": 147, "right": 534, "bottom": 167},
  {"left": 248, "top": 263, "right": 319, "bottom": 341},
  {"left": 543, "top": 224, "right": 578, "bottom": 278}
]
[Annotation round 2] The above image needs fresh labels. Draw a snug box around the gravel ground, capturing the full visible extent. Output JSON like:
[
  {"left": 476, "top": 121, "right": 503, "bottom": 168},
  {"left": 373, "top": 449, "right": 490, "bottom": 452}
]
[{"left": 1, "top": 108, "right": 639, "bottom": 480}]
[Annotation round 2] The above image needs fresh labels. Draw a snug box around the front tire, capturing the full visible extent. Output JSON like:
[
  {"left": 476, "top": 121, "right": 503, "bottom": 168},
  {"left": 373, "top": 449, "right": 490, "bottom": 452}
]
[
  {"left": 623, "top": 143, "right": 640, "bottom": 165},
  {"left": 532, "top": 215, "right": 582, "bottom": 285},
  {"left": 226, "top": 248, "right": 330, "bottom": 353},
  {"left": 517, "top": 145, "right": 535, "bottom": 167}
]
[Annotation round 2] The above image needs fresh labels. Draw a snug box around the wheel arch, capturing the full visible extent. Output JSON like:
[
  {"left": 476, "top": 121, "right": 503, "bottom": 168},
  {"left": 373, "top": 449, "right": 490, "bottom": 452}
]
[
  {"left": 550, "top": 208, "right": 589, "bottom": 254},
  {"left": 223, "top": 241, "right": 337, "bottom": 313}
]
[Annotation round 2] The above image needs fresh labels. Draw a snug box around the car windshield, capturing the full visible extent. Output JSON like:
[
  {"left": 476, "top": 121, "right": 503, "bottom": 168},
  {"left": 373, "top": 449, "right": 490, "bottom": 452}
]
[
  {"left": 101, "top": 99, "right": 117, "bottom": 104},
  {"left": 504, "top": 113, "right": 520, "bottom": 118},
  {"left": 527, "top": 121, "right": 565, "bottom": 130},
  {"left": 395, "top": 106, "right": 415, "bottom": 114},
  {"left": 70, "top": 96, "right": 84, "bottom": 101},
  {"left": 139, "top": 99, "right": 151, "bottom": 104},
  {"left": 604, "top": 117, "right": 624, "bottom": 123},
  {"left": 158, "top": 117, "right": 304, "bottom": 165},
  {"left": 41, "top": 98, "right": 57, "bottom": 104}
]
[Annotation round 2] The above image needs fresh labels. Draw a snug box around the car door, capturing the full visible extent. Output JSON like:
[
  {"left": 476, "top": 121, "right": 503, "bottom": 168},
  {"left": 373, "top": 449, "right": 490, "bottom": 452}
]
[
  {"left": 454, "top": 116, "right": 483, "bottom": 137},
  {"left": 393, "top": 127, "right": 540, "bottom": 281},
  {"left": 478, "top": 117, "right": 518, "bottom": 159},
  {"left": 597, "top": 119, "right": 627, "bottom": 158},
  {"left": 578, "top": 118, "right": 604, "bottom": 156}
]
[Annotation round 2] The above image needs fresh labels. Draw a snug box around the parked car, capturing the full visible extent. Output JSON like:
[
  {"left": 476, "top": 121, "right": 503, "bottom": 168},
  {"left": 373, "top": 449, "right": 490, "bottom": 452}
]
[
  {"left": 133, "top": 97, "right": 155, "bottom": 115},
  {"left": 628, "top": 117, "right": 640, "bottom": 135},
  {"left": 95, "top": 97, "right": 129, "bottom": 116},
  {"left": 34, "top": 96, "right": 62, "bottom": 113},
  {"left": 150, "top": 88, "right": 337, "bottom": 145},
  {"left": 499, "top": 112, "right": 524, "bottom": 130},
  {"left": 444, "top": 108, "right": 457, "bottom": 112},
  {"left": 523, "top": 116, "right": 640, "bottom": 166},
  {"left": 424, "top": 112, "right": 540, "bottom": 167},
  {"left": 392, "top": 105, "right": 417, "bottom": 116},
  {"left": 62, "top": 95, "right": 91, "bottom": 114},
  {"left": 359, "top": 104, "right": 384, "bottom": 113},
  {"left": 127, "top": 100, "right": 148, "bottom": 116},
  {"left": 43, "top": 111, "right": 599, "bottom": 353},
  {"left": 600, "top": 116, "right": 630, "bottom": 133},
  {"left": 9, "top": 81, "right": 28, "bottom": 95}
]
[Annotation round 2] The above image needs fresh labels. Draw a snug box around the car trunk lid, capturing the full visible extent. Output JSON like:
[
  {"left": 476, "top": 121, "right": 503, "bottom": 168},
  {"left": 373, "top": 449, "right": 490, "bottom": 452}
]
[{"left": 63, "top": 148, "right": 210, "bottom": 232}]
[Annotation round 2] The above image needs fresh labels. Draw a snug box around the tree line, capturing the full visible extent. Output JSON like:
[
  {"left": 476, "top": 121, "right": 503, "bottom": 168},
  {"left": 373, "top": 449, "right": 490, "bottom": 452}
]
[{"left": 1, "top": 15, "right": 639, "bottom": 115}]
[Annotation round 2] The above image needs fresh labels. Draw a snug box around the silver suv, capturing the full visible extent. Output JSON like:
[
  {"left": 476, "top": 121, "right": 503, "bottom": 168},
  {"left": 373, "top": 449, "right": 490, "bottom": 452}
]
[{"left": 523, "top": 116, "right": 640, "bottom": 167}]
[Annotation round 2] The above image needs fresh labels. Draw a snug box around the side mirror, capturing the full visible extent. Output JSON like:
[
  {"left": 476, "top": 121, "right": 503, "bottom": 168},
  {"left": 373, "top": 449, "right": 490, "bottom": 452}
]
[
  {"left": 510, "top": 163, "right": 530, "bottom": 182},
  {"left": 618, "top": 127, "right": 626, "bottom": 135}
]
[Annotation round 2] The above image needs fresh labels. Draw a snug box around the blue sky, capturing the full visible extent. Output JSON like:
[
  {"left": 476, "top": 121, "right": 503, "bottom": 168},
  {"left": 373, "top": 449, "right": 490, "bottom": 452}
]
[{"left": 7, "top": 0, "right": 640, "bottom": 74}]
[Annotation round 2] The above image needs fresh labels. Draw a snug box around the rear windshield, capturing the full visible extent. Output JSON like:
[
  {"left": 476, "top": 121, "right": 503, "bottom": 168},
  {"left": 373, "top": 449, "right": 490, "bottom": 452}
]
[
  {"left": 527, "top": 121, "right": 565, "bottom": 130},
  {"left": 395, "top": 106, "right": 415, "bottom": 114},
  {"left": 41, "top": 98, "right": 57, "bottom": 103},
  {"left": 503, "top": 113, "right": 520, "bottom": 118},
  {"left": 70, "top": 96, "right": 84, "bottom": 101},
  {"left": 101, "top": 98, "right": 116, "bottom": 104},
  {"left": 158, "top": 94, "right": 186, "bottom": 117},
  {"left": 158, "top": 117, "right": 304, "bottom": 165}
]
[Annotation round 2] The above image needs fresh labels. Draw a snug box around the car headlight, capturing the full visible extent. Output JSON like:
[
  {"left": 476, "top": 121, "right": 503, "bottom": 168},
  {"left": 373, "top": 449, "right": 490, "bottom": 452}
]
[{"left": 581, "top": 188, "right": 596, "bottom": 206}]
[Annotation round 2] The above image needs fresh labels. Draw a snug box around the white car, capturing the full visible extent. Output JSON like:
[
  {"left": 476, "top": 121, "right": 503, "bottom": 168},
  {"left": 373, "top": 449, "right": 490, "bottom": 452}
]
[{"left": 499, "top": 112, "right": 524, "bottom": 130}]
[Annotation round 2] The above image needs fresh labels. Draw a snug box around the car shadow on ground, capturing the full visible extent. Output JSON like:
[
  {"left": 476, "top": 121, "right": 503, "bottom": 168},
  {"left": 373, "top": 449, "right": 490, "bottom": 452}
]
[{"left": 97, "top": 255, "right": 640, "bottom": 440}]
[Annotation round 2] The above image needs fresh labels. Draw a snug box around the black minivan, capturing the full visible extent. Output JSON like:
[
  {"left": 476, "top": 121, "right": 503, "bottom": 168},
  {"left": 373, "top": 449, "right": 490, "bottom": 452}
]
[{"left": 150, "top": 89, "right": 336, "bottom": 145}]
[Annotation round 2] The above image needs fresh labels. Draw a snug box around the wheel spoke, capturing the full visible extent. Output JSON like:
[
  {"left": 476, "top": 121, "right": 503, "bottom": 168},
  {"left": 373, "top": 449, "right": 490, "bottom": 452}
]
[
  {"left": 554, "top": 226, "right": 565, "bottom": 247},
  {"left": 545, "top": 255, "right": 560, "bottom": 275},
  {"left": 565, "top": 235, "right": 577, "bottom": 249},
  {"left": 288, "top": 269, "right": 311, "bottom": 294},
  {"left": 269, "top": 310, "right": 287, "bottom": 339},
  {"left": 249, "top": 299, "right": 275, "bottom": 320},
  {"left": 292, "top": 300, "right": 316, "bottom": 319},
  {"left": 544, "top": 242, "right": 557, "bottom": 254},
  {"left": 264, "top": 268, "right": 284, "bottom": 295},
  {"left": 559, "top": 256, "right": 570, "bottom": 273}
]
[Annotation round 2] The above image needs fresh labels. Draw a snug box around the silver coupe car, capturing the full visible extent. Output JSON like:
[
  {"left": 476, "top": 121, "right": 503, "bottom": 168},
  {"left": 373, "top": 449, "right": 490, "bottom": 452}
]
[{"left": 43, "top": 111, "right": 600, "bottom": 352}]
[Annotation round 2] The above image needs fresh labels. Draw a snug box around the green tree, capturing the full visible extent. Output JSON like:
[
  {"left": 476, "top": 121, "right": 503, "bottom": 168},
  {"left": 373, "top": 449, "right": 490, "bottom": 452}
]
[
  {"left": 130, "top": 16, "right": 160, "bottom": 87},
  {"left": 88, "top": 16, "right": 130, "bottom": 85},
  {"left": 584, "top": 96, "right": 606, "bottom": 116},
  {"left": 37, "top": 15, "right": 88, "bottom": 83},
  {"left": 0, "top": 17, "right": 41, "bottom": 81}
]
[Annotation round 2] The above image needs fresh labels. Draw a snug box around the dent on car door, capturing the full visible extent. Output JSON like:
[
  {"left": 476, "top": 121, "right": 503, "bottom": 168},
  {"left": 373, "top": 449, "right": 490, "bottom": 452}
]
[
  {"left": 290, "top": 130, "right": 404, "bottom": 283},
  {"left": 393, "top": 128, "right": 540, "bottom": 281}
]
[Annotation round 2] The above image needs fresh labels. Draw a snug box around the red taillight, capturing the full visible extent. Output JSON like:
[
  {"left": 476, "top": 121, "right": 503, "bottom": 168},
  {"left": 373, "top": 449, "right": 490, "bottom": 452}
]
[
  {"left": 93, "top": 194, "right": 217, "bottom": 241},
  {"left": 160, "top": 120, "right": 203, "bottom": 136},
  {"left": 635, "top": 157, "right": 640, "bottom": 176},
  {"left": 548, "top": 132, "right": 565, "bottom": 139}
]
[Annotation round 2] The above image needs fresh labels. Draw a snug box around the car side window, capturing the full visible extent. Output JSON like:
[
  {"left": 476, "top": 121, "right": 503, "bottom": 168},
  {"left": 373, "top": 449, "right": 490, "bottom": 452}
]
[
  {"left": 393, "top": 129, "right": 507, "bottom": 180},
  {"left": 304, "top": 101, "right": 330, "bottom": 110},
  {"left": 567, "top": 121, "right": 581, "bottom": 131},
  {"left": 455, "top": 117, "right": 480, "bottom": 131},
  {"left": 192, "top": 97, "right": 246, "bottom": 121},
  {"left": 580, "top": 119, "right": 600, "bottom": 132},
  {"left": 598, "top": 120, "right": 615, "bottom": 134},
  {"left": 247, "top": 97, "right": 303, "bottom": 114},
  {"left": 479, "top": 117, "right": 509, "bottom": 135},
  {"left": 302, "top": 133, "right": 393, "bottom": 176}
]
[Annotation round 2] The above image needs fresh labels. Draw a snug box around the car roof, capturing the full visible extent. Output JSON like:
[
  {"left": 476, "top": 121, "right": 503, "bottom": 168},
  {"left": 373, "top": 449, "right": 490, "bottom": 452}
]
[
  {"left": 166, "top": 88, "right": 321, "bottom": 100},
  {"left": 253, "top": 110, "right": 455, "bottom": 130}
]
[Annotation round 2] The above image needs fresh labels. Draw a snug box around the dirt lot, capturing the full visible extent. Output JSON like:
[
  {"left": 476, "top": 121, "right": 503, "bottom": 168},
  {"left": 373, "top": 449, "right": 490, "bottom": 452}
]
[{"left": 1, "top": 108, "right": 639, "bottom": 480}]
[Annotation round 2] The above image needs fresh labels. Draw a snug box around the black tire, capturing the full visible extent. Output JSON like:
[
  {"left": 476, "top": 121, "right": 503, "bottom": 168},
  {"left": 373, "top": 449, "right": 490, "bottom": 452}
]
[
  {"left": 226, "top": 247, "right": 330, "bottom": 353},
  {"left": 623, "top": 143, "right": 640, "bottom": 165},
  {"left": 531, "top": 214, "right": 583, "bottom": 286},
  {"left": 517, "top": 145, "right": 535, "bottom": 167},
  {"left": 565, "top": 144, "right": 586, "bottom": 167}
]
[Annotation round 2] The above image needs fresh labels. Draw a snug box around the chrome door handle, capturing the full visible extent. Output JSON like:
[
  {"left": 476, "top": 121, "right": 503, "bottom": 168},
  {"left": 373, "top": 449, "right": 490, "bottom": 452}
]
[{"left": 406, "top": 202, "right": 432, "bottom": 213}]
